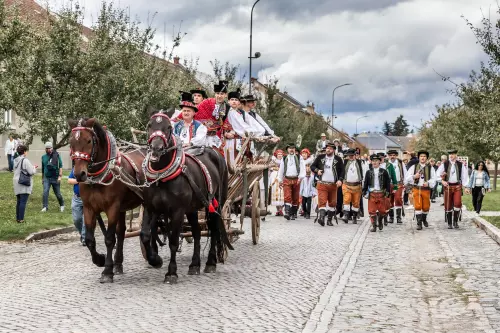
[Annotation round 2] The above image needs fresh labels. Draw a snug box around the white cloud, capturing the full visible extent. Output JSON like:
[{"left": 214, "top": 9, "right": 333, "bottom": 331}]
[{"left": 45, "top": 0, "right": 496, "bottom": 134}]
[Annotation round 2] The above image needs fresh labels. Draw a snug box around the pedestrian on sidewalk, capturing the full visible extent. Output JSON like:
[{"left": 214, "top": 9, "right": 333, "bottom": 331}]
[
  {"left": 362, "top": 154, "right": 391, "bottom": 232},
  {"left": 436, "top": 149, "right": 468, "bottom": 229},
  {"left": 12, "top": 145, "right": 37, "bottom": 223},
  {"left": 41, "top": 142, "right": 65, "bottom": 212},
  {"left": 4, "top": 134, "right": 18, "bottom": 172},
  {"left": 68, "top": 166, "right": 86, "bottom": 246},
  {"left": 405, "top": 150, "right": 437, "bottom": 230},
  {"left": 465, "top": 161, "right": 491, "bottom": 214},
  {"left": 299, "top": 165, "right": 316, "bottom": 219}
]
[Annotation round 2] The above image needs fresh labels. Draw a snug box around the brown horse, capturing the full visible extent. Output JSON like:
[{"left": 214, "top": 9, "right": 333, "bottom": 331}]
[{"left": 68, "top": 118, "right": 146, "bottom": 283}]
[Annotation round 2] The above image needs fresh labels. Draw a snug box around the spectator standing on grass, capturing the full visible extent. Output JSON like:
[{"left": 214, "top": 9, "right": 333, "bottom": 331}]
[
  {"left": 4, "top": 134, "right": 18, "bottom": 172},
  {"left": 465, "top": 161, "right": 491, "bottom": 214},
  {"left": 13, "top": 145, "right": 37, "bottom": 223},
  {"left": 41, "top": 142, "right": 65, "bottom": 212},
  {"left": 68, "top": 166, "right": 86, "bottom": 246}
]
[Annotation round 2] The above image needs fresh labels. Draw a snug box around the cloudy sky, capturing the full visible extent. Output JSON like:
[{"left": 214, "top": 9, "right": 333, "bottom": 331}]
[{"left": 47, "top": 0, "right": 494, "bottom": 135}]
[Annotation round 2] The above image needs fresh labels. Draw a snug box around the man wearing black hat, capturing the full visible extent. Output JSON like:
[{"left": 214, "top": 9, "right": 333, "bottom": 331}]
[
  {"left": 241, "top": 94, "right": 279, "bottom": 142},
  {"left": 310, "top": 141, "right": 345, "bottom": 226},
  {"left": 278, "top": 143, "right": 303, "bottom": 220},
  {"left": 436, "top": 149, "right": 468, "bottom": 229},
  {"left": 404, "top": 150, "right": 437, "bottom": 230},
  {"left": 341, "top": 148, "right": 366, "bottom": 223},
  {"left": 190, "top": 87, "right": 208, "bottom": 107},
  {"left": 363, "top": 154, "right": 391, "bottom": 232},
  {"left": 354, "top": 147, "right": 366, "bottom": 218},
  {"left": 376, "top": 151, "right": 398, "bottom": 225},
  {"left": 173, "top": 92, "right": 207, "bottom": 148},
  {"left": 388, "top": 149, "right": 407, "bottom": 223}
]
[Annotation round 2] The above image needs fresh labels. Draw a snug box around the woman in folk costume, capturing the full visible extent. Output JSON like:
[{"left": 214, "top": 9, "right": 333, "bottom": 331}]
[{"left": 269, "top": 149, "right": 285, "bottom": 216}]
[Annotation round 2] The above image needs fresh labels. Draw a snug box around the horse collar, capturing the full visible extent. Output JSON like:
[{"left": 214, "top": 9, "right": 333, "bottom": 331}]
[{"left": 143, "top": 135, "right": 185, "bottom": 184}]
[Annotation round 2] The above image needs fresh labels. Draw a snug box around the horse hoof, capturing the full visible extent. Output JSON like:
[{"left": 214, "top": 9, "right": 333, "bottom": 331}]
[
  {"left": 188, "top": 266, "right": 200, "bottom": 275},
  {"left": 113, "top": 264, "right": 124, "bottom": 275},
  {"left": 99, "top": 274, "right": 113, "bottom": 284},
  {"left": 150, "top": 256, "right": 163, "bottom": 269},
  {"left": 94, "top": 254, "right": 106, "bottom": 267},
  {"left": 204, "top": 265, "right": 216, "bottom": 274},
  {"left": 164, "top": 275, "right": 178, "bottom": 284}
]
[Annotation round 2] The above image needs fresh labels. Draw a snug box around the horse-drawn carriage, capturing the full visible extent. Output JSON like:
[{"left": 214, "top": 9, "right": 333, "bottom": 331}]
[{"left": 124, "top": 126, "right": 277, "bottom": 249}]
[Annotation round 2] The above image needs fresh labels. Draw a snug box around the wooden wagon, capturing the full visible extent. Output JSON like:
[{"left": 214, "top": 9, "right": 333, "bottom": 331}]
[{"left": 122, "top": 128, "right": 278, "bottom": 253}]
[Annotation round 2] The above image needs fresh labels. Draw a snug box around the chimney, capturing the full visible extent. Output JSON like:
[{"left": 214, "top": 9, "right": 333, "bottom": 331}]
[
  {"left": 306, "top": 101, "right": 315, "bottom": 114},
  {"left": 173, "top": 56, "right": 180, "bottom": 65}
]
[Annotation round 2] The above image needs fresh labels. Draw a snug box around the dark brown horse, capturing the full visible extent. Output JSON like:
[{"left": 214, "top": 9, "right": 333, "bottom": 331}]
[
  {"left": 141, "top": 110, "right": 233, "bottom": 284},
  {"left": 68, "top": 118, "right": 146, "bottom": 283}
]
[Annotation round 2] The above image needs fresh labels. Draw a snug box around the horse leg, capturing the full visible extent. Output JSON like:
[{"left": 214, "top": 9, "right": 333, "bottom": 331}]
[
  {"left": 83, "top": 208, "right": 106, "bottom": 268},
  {"left": 165, "top": 211, "right": 183, "bottom": 284},
  {"left": 113, "top": 212, "right": 126, "bottom": 275},
  {"left": 187, "top": 211, "right": 201, "bottom": 275},
  {"left": 140, "top": 208, "right": 163, "bottom": 268},
  {"left": 204, "top": 211, "right": 217, "bottom": 273},
  {"left": 100, "top": 211, "right": 117, "bottom": 284}
]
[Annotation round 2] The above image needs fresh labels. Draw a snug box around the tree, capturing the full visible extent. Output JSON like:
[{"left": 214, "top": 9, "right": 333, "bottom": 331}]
[
  {"left": 392, "top": 115, "right": 409, "bottom": 136},
  {"left": 2, "top": 1, "right": 197, "bottom": 148},
  {"left": 382, "top": 121, "right": 392, "bottom": 135}
]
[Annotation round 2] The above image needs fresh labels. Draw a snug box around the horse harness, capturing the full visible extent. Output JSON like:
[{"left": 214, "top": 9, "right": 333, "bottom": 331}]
[
  {"left": 70, "top": 119, "right": 142, "bottom": 186},
  {"left": 144, "top": 113, "right": 218, "bottom": 212}
]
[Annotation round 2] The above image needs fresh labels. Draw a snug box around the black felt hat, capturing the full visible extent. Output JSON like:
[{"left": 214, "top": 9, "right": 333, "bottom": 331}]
[
  {"left": 190, "top": 87, "right": 208, "bottom": 99},
  {"left": 179, "top": 91, "right": 193, "bottom": 102},
  {"left": 285, "top": 143, "right": 297, "bottom": 150},
  {"left": 448, "top": 149, "right": 458, "bottom": 154},
  {"left": 417, "top": 150, "right": 429, "bottom": 158},
  {"left": 228, "top": 88, "right": 241, "bottom": 100},
  {"left": 387, "top": 149, "right": 399, "bottom": 155},
  {"left": 214, "top": 80, "right": 229, "bottom": 93},
  {"left": 370, "top": 154, "right": 381, "bottom": 161}
]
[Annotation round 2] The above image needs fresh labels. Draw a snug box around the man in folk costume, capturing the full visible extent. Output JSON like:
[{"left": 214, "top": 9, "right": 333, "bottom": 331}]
[
  {"left": 362, "top": 154, "right": 391, "bottom": 232},
  {"left": 224, "top": 88, "right": 265, "bottom": 166},
  {"left": 342, "top": 148, "right": 365, "bottom": 224},
  {"left": 436, "top": 149, "right": 468, "bottom": 229},
  {"left": 310, "top": 141, "right": 345, "bottom": 226},
  {"left": 404, "top": 150, "right": 437, "bottom": 230},
  {"left": 387, "top": 150, "right": 407, "bottom": 224},
  {"left": 298, "top": 148, "right": 314, "bottom": 216},
  {"left": 172, "top": 93, "right": 208, "bottom": 148},
  {"left": 241, "top": 94, "right": 280, "bottom": 142},
  {"left": 377, "top": 151, "right": 398, "bottom": 225},
  {"left": 270, "top": 149, "right": 285, "bottom": 216},
  {"left": 190, "top": 87, "right": 207, "bottom": 107},
  {"left": 278, "top": 144, "right": 304, "bottom": 220},
  {"left": 354, "top": 147, "right": 365, "bottom": 217},
  {"left": 195, "top": 80, "right": 231, "bottom": 152},
  {"left": 316, "top": 133, "right": 328, "bottom": 154}
]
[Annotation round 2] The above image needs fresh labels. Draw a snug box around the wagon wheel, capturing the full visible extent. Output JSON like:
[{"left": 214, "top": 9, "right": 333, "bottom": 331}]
[{"left": 251, "top": 181, "right": 261, "bottom": 245}]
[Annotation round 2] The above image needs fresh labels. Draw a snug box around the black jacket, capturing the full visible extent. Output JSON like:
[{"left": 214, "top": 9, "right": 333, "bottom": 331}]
[
  {"left": 310, "top": 154, "right": 345, "bottom": 182},
  {"left": 362, "top": 167, "right": 391, "bottom": 197}
]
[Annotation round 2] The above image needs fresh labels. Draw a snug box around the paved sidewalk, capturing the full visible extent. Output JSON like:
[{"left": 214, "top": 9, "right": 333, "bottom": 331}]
[
  {"left": 303, "top": 199, "right": 500, "bottom": 332},
  {"left": 479, "top": 211, "right": 500, "bottom": 217}
]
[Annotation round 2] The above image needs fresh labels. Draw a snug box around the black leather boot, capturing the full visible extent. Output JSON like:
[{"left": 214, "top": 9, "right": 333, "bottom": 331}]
[
  {"left": 318, "top": 209, "right": 326, "bottom": 226},
  {"left": 453, "top": 210, "right": 459, "bottom": 229},
  {"left": 352, "top": 212, "right": 358, "bottom": 224},
  {"left": 370, "top": 216, "right": 377, "bottom": 232},
  {"left": 383, "top": 214, "right": 388, "bottom": 226},
  {"left": 396, "top": 208, "right": 402, "bottom": 224},
  {"left": 290, "top": 206, "right": 297, "bottom": 220},
  {"left": 378, "top": 215, "right": 384, "bottom": 230},
  {"left": 284, "top": 205, "right": 291, "bottom": 220},
  {"left": 388, "top": 209, "right": 394, "bottom": 223},
  {"left": 342, "top": 210, "right": 349, "bottom": 223},
  {"left": 327, "top": 211, "right": 334, "bottom": 226},
  {"left": 416, "top": 214, "right": 423, "bottom": 230},
  {"left": 446, "top": 212, "right": 453, "bottom": 229},
  {"left": 422, "top": 214, "right": 429, "bottom": 227}
]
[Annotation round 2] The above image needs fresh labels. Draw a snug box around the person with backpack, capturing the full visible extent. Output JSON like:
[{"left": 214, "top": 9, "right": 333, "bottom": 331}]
[{"left": 41, "top": 142, "right": 65, "bottom": 212}]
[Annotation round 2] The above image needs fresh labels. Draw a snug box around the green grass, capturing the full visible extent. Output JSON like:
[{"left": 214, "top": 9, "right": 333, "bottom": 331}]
[
  {"left": 467, "top": 188, "right": 500, "bottom": 212},
  {"left": 0, "top": 171, "right": 74, "bottom": 241},
  {"left": 483, "top": 216, "right": 500, "bottom": 229}
]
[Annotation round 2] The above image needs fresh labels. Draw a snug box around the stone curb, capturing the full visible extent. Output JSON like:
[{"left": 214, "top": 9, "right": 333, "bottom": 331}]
[
  {"left": 472, "top": 216, "right": 500, "bottom": 246},
  {"left": 24, "top": 211, "right": 140, "bottom": 243}
]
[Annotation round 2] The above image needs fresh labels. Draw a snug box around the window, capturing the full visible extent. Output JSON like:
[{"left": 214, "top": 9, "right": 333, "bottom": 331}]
[{"left": 4, "top": 109, "right": 12, "bottom": 124}]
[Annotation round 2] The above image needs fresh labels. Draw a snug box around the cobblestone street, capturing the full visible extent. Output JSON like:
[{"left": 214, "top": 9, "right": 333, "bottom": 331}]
[{"left": 1, "top": 198, "right": 500, "bottom": 332}]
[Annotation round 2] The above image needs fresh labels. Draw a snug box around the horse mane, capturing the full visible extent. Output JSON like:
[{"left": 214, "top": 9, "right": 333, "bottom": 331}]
[
  {"left": 78, "top": 117, "right": 107, "bottom": 146},
  {"left": 148, "top": 106, "right": 176, "bottom": 119}
]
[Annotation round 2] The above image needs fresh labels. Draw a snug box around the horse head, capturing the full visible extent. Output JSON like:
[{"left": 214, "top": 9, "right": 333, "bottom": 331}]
[
  {"left": 68, "top": 118, "right": 107, "bottom": 182},
  {"left": 147, "top": 109, "right": 174, "bottom": 163}
]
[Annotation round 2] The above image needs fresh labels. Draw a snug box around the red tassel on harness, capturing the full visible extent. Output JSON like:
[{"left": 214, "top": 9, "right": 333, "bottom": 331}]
[
  {"left": 212, "top": 198, "right": 219, "bottom": 208},
  {"left": 208, "top": 203, "right": 216, "bottom": 213}
]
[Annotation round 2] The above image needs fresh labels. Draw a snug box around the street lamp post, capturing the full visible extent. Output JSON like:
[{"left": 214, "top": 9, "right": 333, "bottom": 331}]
[
  {"left": 249, "top": 0, "right": 261, "bottom": 94},
  {"left": 355, "top": 115, "right": 368, "bottom": 135},
  {"left": 331, "top": 83, "right": 352, "bottom": 128}
]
